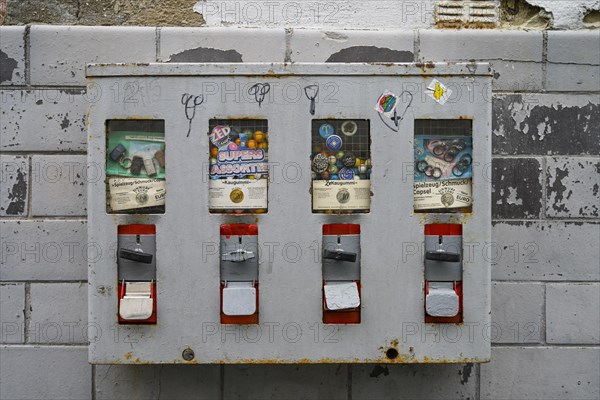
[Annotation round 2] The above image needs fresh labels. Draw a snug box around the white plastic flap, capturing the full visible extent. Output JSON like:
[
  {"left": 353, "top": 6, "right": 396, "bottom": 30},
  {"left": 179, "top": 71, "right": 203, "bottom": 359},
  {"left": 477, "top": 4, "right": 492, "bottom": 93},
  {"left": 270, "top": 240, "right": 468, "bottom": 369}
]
[
  {"left": 222, "top": 282, "right": 256, "bottom": 316},
  {"left": 426, "top": 282, "right": 459, "bottom": 317},
  {"left": 324, "top": 281, "right": 360, "bottom": 310},
  {"left": 119, "top": 282, "right": 153, "bottom": 320}
]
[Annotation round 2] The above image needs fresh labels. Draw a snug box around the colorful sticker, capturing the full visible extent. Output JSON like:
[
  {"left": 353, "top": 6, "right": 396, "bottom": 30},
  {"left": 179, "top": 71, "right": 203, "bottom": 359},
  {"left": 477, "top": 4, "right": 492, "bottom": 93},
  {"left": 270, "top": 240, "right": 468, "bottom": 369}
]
[
  {"left": 374, "top": 91, "right": 398, "bottom": 117},
  {"left": 426, "top": 79, "right": 452, "bottom": 105},
  {"left": 210, "top": 125, "right": 232, "bottom": 148}
]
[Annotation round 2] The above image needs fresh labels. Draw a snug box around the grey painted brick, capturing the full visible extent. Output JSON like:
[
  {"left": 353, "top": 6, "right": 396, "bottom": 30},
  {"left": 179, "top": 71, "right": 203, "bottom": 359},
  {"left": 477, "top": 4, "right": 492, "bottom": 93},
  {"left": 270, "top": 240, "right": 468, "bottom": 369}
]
[
  {"left": 481, "top": 347, "right": 600, "bottom": 400},
  {"left": 420, "top": 30, "right": 543, "bottom": 61},
  {"left": 0, "top": 155, "right": 28, "bottom": 216},
  {"left": 492, "top": 221, "right": 600, "bottom": 281},
  {"left": 0, "top": 345, "right": 91, "bottom": 399},
  {"left": 352, "top": 364, "right": 477, "bottom": 399},
  {"left": 546, "top": 157, "right": 600, "bottom": 218},
  {"left": 419, "top": 30, "right": 544, "bottom": 91},
  {"left": 95, "top": 365, "right": 221, "bottom": 399},
  {"left": 492, "top": 158, "right": 543, "bottom": 219},
  {"left": 547, "top": 31, "right": 600, "bottom": 65},
  {"left": 224, "top": 365, "right": 347, "bottom": 399},
  {"left": 546, "top": 32, "right": 600, "bottom": 92},
  {"left": 1, "top": 89, "right": 87, "bottom": 151},
  {"left": 491, "top": 283, "right": 543, "bottom": 344},
  {"left": 547, "top": 283, "right": 600, "bottom": 344},
  {"left": 0, "top": 26, "right": 26, "bottom": 85},
  {"left": 0, "top": 220, "right": 88, "bottom": 281},
  {"left": 289, "top": 30, "right": 414, "bottom": 62},
  {"left": 94, "top": 365, "right": 158, "bottom": 400},
  {"left": 0, "top": 283, "right": 25, "bottom": 344},
  {"left": 546, "top": 64, "right": 600, "bottom": 92},
  {"left": 30, "top": 25, "right": 156, "bottom": 85},
  {"left": 493, "top": 94, "right": 600, "bottom": 156},
  {"left": 155, "top": 365, "right": 221, "bottom": 399},
  {"left": 28, "top": 283, "right": 87, "bottom": 344},
  {"left": 160, "top": 27, "right": 286, "bottom": 63},
  {"left": 31, "top": 155, "right": 87, "bottom": 216}
]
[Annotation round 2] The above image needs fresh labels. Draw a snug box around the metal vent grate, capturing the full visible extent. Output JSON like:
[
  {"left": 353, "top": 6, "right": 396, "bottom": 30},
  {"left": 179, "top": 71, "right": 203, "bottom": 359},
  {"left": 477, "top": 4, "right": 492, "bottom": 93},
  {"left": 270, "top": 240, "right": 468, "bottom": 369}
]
[{"left": 435, "top": 0, "right": 498, "bottom": 28}]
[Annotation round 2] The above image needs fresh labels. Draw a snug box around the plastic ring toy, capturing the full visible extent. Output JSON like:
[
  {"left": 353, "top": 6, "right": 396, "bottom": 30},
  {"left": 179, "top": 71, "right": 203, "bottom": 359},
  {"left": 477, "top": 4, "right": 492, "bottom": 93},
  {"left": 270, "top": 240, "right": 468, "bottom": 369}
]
[{"left": 341, "top": 121, "right": 358, "bottom": 136}]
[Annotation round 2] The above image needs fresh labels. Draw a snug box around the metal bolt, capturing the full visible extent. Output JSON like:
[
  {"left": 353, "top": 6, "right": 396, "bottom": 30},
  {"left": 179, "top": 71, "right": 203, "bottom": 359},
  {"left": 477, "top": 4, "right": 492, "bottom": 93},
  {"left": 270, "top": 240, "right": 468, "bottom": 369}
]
[{"left": 182, "top": 348, "right": 195, "bottom": 361}]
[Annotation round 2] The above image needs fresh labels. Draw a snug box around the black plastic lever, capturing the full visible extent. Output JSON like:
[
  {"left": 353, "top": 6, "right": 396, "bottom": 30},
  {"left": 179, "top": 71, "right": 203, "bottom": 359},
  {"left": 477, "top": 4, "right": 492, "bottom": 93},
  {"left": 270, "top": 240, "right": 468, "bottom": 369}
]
[
  {"left": 323, "top": 249, "right": 357, "bottom": 262},
  {"left": 119, "top": 248, "right": 153, "bottom": 264},
  {"left": 426, "top": 251, "right": 460, "bottom": 262}
]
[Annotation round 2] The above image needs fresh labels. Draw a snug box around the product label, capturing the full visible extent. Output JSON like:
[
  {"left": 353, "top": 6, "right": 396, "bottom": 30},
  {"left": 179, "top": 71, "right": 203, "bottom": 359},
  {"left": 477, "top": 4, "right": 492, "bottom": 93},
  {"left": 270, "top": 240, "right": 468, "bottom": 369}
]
[
  {"left": 312, "top": 180, "right": 371, "bottom": 211},
  {"left": 209, "top": 179, "right": 268, "bottom": 209},
  {"left": 108, "top": 177, "right": 166, "bottom": 211}
]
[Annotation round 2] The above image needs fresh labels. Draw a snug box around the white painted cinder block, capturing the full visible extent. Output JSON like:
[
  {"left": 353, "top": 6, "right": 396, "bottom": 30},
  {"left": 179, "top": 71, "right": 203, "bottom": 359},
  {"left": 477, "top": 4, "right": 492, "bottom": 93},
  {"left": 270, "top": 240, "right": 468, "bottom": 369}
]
[
  {"left": 0, "top": 220, "right": 88, "bottom": 281},
  {"left": 492, "top": 222, "right": 600, "bottom": 281},
  {"left": 353, "top": 363, "right": 477, "bottom": 399},
  {"left": 481, "top": 347, "right": 600, "bottom": 400},
  {"left": 0, "top": 283, "right": 25, "bottom": 344},
  {"left": 289, "top": 29, "right": 414, "bottom": 62},
  {"left": 491, "top": 282, "right": 544, "bottom": 343},
  {"left": 30, "top": 155, "right": 87, "bottom": 216},
  {"left": 29, "top": 26, "right": 156, "bottom": 85},
  {"left": 546, "top": 158, "right": 600, "bottom": 218},
  {"left": 0, "top": 346, "right": 91, "bottom": 399},
  {"left": 546, "top": 32, "right": 600, "bottom": 91},
  {"left": 160, "top": 27, "right": 286, "bottom": 63},
  {"left": 28, "top": 283, "right": 87, "bottom": 344},
  {"left": 546, "top": 283, "right": 600, "bottom": 344},
  {"left": 1, "top": 90, "right": 87, "bottom": 152},
  {"left": 0, "top": 26, "right": 26, "bottom": 85},
  {"left": 224, "top": 365, "right": 348, "bottom": 399}
]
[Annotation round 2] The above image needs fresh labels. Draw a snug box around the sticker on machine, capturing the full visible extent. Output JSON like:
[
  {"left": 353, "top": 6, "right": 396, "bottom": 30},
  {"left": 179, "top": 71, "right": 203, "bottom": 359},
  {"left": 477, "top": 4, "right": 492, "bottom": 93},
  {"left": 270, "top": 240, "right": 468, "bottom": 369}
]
[
  {"left": 108, "top": 177, "right": 166, "bottom": 211},
  {"left": 426, "top": 79, "right": 452, "bottom": 105},
  {"left": 312, "top": 180, "right": 371, "bottom": 211},
  {"left": 414, "top": 178, "right": 472, "bottom": 210},
  {"left": 209, "top": 178, "right": 267, "bottom": 210}
]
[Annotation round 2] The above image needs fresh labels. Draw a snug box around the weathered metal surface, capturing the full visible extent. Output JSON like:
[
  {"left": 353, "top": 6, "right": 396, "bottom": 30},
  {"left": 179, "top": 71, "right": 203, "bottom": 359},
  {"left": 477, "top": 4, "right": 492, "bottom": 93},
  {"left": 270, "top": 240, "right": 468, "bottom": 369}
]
[{"left": 87, "top": 62, "right": 492, "bottom": 364}]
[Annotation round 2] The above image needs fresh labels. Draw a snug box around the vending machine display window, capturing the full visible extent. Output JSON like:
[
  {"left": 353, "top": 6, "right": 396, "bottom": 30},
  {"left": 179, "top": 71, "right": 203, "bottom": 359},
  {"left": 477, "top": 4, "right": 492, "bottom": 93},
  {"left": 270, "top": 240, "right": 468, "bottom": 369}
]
[
  {"left": 311, "top": 119, "right": 371, "bottom": 213},
  {"left": 414, "top": 119, "right": 473, "bottom": 213},
  {"left": 105, "top": 120, "right": 166, "bottom": 214},
  {"left": 208, "top": 119, "right": 269, "bottom": 214}
]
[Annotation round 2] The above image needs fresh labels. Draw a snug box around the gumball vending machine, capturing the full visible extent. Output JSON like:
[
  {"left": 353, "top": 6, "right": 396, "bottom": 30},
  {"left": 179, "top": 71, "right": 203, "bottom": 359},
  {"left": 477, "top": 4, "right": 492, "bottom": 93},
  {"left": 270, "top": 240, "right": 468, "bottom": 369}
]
[{"left": 88, "top": 63, "right": 491, "bottom": 365}]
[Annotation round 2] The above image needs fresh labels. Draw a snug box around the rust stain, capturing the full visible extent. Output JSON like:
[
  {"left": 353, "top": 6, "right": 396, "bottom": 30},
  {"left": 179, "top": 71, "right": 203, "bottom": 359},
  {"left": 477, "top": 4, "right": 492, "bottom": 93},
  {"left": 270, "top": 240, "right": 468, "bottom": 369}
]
[{"left": 124, "top": 352, "right": 133, "bottom": 360}]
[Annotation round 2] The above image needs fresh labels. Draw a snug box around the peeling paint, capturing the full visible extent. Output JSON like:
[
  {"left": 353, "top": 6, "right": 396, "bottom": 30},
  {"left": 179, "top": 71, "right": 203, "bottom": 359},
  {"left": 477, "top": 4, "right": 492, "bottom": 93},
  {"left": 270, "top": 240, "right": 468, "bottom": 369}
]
[
  {"left": 326, "top": 47, "right": 414, "bottom": 63},
  {"left": 168, "top": 47, "right": 243, "bottom": 63},
  {"left": 493, "top": 95, "right": 600, "bottom": 155},
  {"left": 0, "top": 50, "right": 18, "bottom": 83},
  {"left": 5, "top": 168, "right": 27, "bottom": 215}
]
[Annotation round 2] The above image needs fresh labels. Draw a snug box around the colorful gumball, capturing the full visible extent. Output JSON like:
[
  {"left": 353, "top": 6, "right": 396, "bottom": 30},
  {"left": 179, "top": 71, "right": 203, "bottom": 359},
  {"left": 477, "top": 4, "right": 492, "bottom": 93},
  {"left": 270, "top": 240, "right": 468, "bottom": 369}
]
[
  {"left": 328, "top": 155, "right": 337, "bottom": 165},
  {"left": 321, "top": 171, "right": 330, "bottom": 180},
  {"left": 328, "top": 165, "right": 338, "bottom": 174}
]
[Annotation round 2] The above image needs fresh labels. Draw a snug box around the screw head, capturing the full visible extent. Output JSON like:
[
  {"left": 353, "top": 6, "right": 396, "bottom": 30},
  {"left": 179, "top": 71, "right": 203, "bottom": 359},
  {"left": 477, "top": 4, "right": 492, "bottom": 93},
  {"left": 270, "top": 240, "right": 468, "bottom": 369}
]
[{"left": 182, "top": 348, "right": 195, "bottom": 361}]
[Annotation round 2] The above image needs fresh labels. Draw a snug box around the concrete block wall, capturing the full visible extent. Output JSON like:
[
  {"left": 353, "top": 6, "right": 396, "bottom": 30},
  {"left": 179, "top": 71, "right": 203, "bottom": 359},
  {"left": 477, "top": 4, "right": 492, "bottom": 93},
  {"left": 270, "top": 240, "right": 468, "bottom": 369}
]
[{"left": 1, "top": 26, "right": 599, "bottom": 399}]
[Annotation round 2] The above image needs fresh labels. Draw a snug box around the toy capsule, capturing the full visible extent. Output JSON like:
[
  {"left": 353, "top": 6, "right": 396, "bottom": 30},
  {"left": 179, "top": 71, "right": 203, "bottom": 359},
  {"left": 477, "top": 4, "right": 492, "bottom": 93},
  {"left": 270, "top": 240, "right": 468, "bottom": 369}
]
[
  {"left": 254, "top": 131, "right": 264, "bottom": 142},
  {"left": 248, "top": 140, "right": 257, "bottom": 149},
  {"left": 210, "top": 147, "right": 219, "bottom": 158}
]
